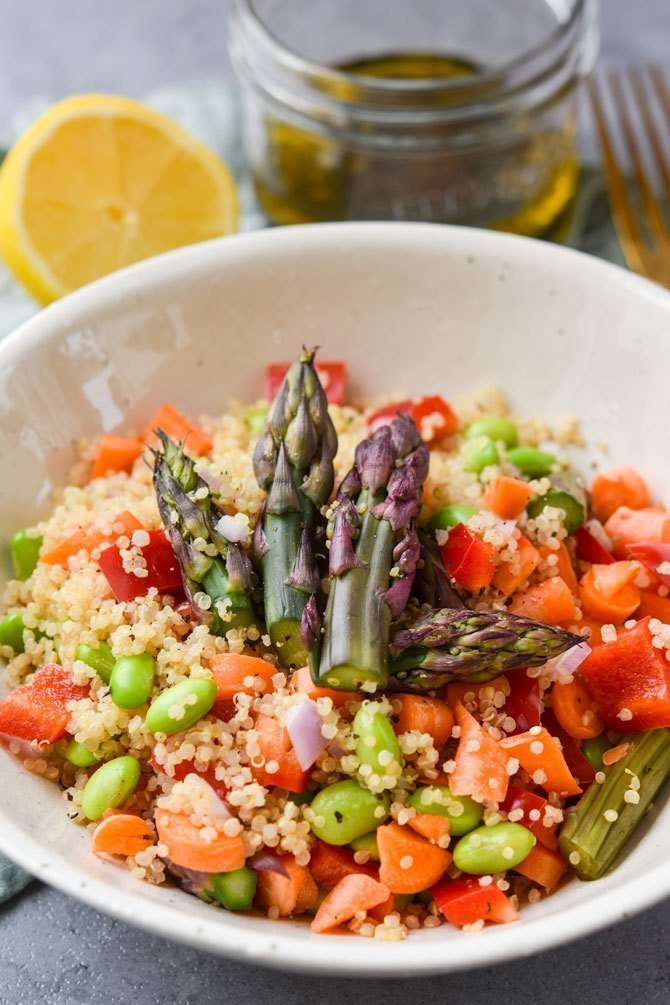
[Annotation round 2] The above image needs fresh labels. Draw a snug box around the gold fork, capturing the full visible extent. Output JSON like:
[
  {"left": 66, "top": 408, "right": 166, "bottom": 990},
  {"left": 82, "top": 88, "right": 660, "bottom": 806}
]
[{"left": 589, "top": 65, "right": 670, "bottom": 287}]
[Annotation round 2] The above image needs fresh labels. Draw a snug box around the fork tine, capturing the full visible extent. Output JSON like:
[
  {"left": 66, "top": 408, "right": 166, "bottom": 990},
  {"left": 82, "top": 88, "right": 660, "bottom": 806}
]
[
  {"left": 587, "top": 75, "right": 645, "bottom": 266},
  {"left": 608, "top": 69, "right": 668, "bottom": 246},
  {"left": 628, "top": 67, "right": 670, "bottom": 207},
  {"left": 649, "top": 65, "right": 670, "bottom": 128}
]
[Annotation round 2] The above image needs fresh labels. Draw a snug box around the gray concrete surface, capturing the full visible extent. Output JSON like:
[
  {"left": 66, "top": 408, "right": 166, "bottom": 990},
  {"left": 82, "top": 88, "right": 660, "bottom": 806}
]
[{"left": 1, "top": 1, "right": 669, "bottom": 1002}]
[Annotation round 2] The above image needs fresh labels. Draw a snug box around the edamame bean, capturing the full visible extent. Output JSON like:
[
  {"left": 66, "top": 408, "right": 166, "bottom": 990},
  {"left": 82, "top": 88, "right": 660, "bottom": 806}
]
[
  {"left": 245, "top": 405, "right": 267, "bottom": 437},
  {"left": 407, "top": 786, "right": 482, "bottom": 836},
  {"left": 10, "top": 530, "right": 42, "bottom": 580},
  {"left": 81, "top": 755, "right": 141, "bottom": 821},
  {"left": 461, "top": 436, "right": 499, "bottom": 474},
  {"left": 60, "top": 739, "right": 101, "bottom": 768},
  {"left": 349, "top": 831, "right": 380, "bottom": 862},
  {"left": 581, "top": 734, "right": 611, "bottom": 772},
  {"left": 145, "top": 677, "right": 218, "bottom": 735},
  {"left": 309, "top": 780, "right": 390, "bottom": 845},
  {"left": 506, "top": 447, "right": 557, "bottom": 478},
  {"left": 353, "top": 703, "right": 403, "bottom": 778},
  {"left": 0, "top": 613, "right": 26, "bottom": 653},
  {"left": 527, "top": 488, "right": 585, "bottom": 533},
  {"left": 453, "top": 822, "right": 535, "bottom": 874},
  {"left": 76, "top": 642, "right": 115, "bottom": 684},
  {"left": 211, "top": 867, "right": 258, "bottom": 910},
  {"left": 110, "top": 653, "right": 155, "bottom": 709},
  {"left": 427, "top": 504, "right": 477, "bottom": 532},
  {"left": 466, "top": 417, "right": 518, "bottom": 449}
]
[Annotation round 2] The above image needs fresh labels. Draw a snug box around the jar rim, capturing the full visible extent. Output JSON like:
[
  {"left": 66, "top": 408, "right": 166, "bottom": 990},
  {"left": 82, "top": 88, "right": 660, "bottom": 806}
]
[{"left": 234, "top": 0, "right": 591, "bottom": 101}]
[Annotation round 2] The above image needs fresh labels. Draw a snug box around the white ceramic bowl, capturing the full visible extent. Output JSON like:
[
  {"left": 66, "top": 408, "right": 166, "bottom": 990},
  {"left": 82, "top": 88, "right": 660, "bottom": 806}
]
[{"left": 1, "top": 223, "right": 669, "bottom": 976}]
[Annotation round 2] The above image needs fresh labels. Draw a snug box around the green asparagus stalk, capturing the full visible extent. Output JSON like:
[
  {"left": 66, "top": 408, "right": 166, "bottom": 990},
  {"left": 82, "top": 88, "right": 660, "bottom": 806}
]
[
  {"left": 559, "top": 729, "right": 670, "bottom": 880},
  {"left": 313, "top": 413, "right": 429, "bottom": 692},
  {"left": 389, "top": 607, "right": 581, "bottom": 690},
  {"left": 253, "top": 348, "right": 337, "bottom": 668},
  {"left": 153, "top": 431, "right": 257, "bottom": 634}
]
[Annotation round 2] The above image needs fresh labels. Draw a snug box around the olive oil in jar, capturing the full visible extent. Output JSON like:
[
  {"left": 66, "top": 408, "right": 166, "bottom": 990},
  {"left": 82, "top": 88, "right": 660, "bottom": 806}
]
[{"left": 250, "top": 51, "right": 579, "bottom": 238}]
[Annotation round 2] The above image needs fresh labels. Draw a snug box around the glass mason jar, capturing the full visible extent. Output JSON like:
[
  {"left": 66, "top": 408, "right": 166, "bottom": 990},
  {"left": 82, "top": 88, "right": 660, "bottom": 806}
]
[{"left": 229, "top": 0, "right": 598, "bottom": 237}]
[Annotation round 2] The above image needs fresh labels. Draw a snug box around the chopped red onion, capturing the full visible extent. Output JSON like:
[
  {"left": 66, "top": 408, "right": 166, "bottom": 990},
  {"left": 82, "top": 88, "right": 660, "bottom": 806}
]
[
  {"left": 285, "top": 698, "right": 327, "bottom": 770},
  {"left": 585, "top": 519, "right": 613, "bottom": 551},
  {"left": 183, "top": 773, "right": 232, "bottom": 821},
  {"left": 197, "top": 465, "right": 223, "bottom": 493},
  {"left": 546, "top": 641, "right": 592, "bottom": 678},
  {"left": 248, "top": 851, "right": 289, "bottom": 878},
  {"left": 215, "top": 513, "right": 248, "bottom": 544}
]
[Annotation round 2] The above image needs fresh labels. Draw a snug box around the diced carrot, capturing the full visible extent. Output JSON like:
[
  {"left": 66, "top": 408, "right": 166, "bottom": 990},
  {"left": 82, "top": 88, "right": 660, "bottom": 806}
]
[
  {"left": 91, "top": 813, "right": 153, "bottom": 858},
  {"left": 514, "top": 843, "right": 567, "bottom": 890},
  {"left": 377, "top": 823, "right": 451, "bottom": 894},
  {"left": 308, "top": 841, "right": 379, "bottom": 890},
  {"left": 291, "top": 665, "right": 355, "bottom": 708},
  {"left": 154, "top": 809, "right": 245, "bottom": 872},
  {"left": 637, "top": 590, "right": 670, "bottom": 623},
  {"left": 444, "top": 676, "right": 508, "bottom": 713},
  {"left": 579, "top": 562, "right": 641, "bottom": 625},
  {"left": 393, "top": 694, "right": 454, "bottom": 748},
  {"left": 311, "top": 874, "right": 391, "bottom": 934},
  {"left": 591, "top": 467, "right": 650, "bottom": 523},
  {"left": 605, "top": 507, "right": 670, "bottom": 559},
  {"left": 602, "top": 742, "right": 631, "bottom": 766},
  {"left": 482, "top": 476, "right": 534, "bottom": 519},
  {"left": 449, "top": 701, "right": 510, "bottom": 804},
  {"left": 91, "top": 435, "right": 143, "bottom": 479},
  {"left": 366, "top": 892, "right": 397, "bottom": 923},
  {"left": 509, "top": 577, "right": 577, "bottom": 625},
  {"left": 551, "top": 678, "right": 604, "bottom": 740},
  {"left": 500, "top": 727, "right": 581, "bottom": 797},
  {"left": 40, "top": 510, "right": 143, "bottom": 566},
  {"left": 210, "top": 653, "right": 276, "bottom": 700},
  {"left": 252, "top": 714, "right": 311, "bottom": 793},
  {"left": 256, "top": 855, "right": 318, "bottom": 916},
  {"left": 569, "top": 617, "right": 608, "bottom": 646},
  {"left": 539, "top": 541, "right": 579, "bottom": 596},
  {"left": 492, "top": 535, "right": 541, "bottom": 597},
  {"left": 142, "top": 403, "right": 212, "bottom": 456},
  {"left": 407, "top": 813, "right": 451, "bottom": 847}
]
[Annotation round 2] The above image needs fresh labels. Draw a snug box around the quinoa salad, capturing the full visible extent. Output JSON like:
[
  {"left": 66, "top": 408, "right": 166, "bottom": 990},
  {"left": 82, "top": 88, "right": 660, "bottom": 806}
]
[{"left": 1, "top": 348, "right": 669, "bottom": 940}]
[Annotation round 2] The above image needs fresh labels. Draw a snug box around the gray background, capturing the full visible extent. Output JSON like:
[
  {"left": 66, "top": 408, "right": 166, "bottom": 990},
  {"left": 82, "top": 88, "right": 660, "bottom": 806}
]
[{"left": 1, "top": 1, "right": 669, "bottom": 1002}]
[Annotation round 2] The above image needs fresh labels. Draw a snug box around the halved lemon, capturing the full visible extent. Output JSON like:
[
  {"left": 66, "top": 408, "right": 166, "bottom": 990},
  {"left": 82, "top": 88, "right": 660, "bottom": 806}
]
[{"left": 0, "top": 94, "right": 239, "bottom": 304}]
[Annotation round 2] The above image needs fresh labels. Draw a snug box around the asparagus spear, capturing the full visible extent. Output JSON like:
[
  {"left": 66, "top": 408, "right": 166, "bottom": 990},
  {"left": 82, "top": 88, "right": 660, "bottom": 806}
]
[
  {"left": 559, "top": 729, "right": 670, "bottom": 880},
  {"left": 413, "top": 529, "right": 464, "bottom": 610},
  {"left": 253, "top": 348, "right": 337, "bottom": 668},
  {"left": 389, "top": 607, "right": 581, "bottom": 690},
  {"left": 313, "top": 413, "right": 429, "bottom": 692},
  {"left": 153, "top": 430, "right": 257, "bottom": 634}
]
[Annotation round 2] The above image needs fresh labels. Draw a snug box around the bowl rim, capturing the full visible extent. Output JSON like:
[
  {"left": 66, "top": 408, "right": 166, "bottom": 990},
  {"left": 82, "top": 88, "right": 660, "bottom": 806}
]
[{"left": 1, "top": 221, "right": 670, "bottom": 975}]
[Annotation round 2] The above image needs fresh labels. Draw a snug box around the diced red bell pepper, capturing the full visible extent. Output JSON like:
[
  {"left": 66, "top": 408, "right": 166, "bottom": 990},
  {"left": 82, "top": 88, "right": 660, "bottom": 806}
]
[
  {"left": 503, "top": 672, "right": 542, "bottom": 734},
  {"left": 541, "top": 708, "right": 595, "bottom": 790},
  {"left": 439, "top": 524, "right": 495, "bottom": 594},
  {"left": 265, "top": 361, "right": 346, "bottom": 405},
  {"left": 368, "top": 395, "right": 459, "bottom": 443},
  {"left": 430, "top": 876, "right": 519, "bottom": 927},
  {"left": 0, "top": 664, "right": 88, "bottom": 745},
  {"left": 98, "top": 529, "right": 183, "bottom": 602},
  {"left": 148, "top": 753, "right": 227, "bottom": 799},
  {"left": 308, "top": 841, "right": 379, "bottom": 890},
  {"left": 578, "top": 617, "right": 670, "bottom": 731},
  {"left": 500, "top": 784, "right": 558, "bottom": 850},
  {"left": 626, "top": 542, "right": 670, "bottom": 588},
  {"left": 575, "top": 526, "right": 615, "bottom": 566}
]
